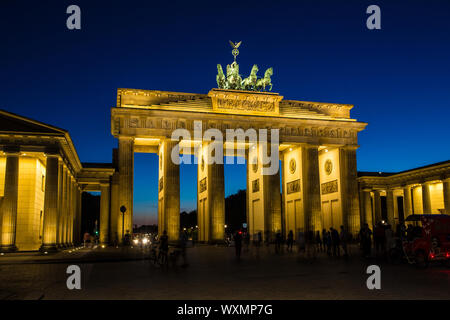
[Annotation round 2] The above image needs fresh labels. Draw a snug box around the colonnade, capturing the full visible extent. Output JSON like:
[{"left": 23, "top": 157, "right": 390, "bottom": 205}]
[
  {"left": 115, "top": 137, "right": 361, "bottom": 242},
  {"left": 360, "top": 178, "right": 450, "bottom": 229},
  {"left": 0, "top": 152, "right": 82, "bottom": 252}
]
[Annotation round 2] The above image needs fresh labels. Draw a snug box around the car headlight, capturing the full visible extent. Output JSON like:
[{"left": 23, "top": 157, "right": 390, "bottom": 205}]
[
  {"left": 142, "top": 238, "right": 148, "bottom": 244},
  {"left": 133, "top": 239, "right": 139, "bottom": 244}
]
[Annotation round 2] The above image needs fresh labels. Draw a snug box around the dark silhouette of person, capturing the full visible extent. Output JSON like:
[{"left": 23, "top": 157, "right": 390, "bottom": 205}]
[
  {"left": 159, "top": 230, "right": 169, "bottom": 261},
  {"left": 234, "top": 230, "right": 243, "bottom": 260},
  {"left": 330, "top": 227, "right": 340, "bottom": 257},
  {"left": 359, "top": 223, "right": 372, "bottom": 258},
  {"left": 180, "top": 230, "right": 188, "bottom": 267},
  {"left": 315, "top": 231, "right": 322, "bottom": 252},
  {"left": 340, "top": 225, "right": 348, "bottom": 258},
  {"left": 275, "top": 231, "right": 282, "bottom": 254},
  {"left": 287, "top": 230, "right": 294, "bottom": 252}
]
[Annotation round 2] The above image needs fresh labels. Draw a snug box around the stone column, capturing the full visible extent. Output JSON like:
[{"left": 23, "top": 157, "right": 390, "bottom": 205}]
[
  {"left": 247, "top": 142, "right": 281, "bottom": 241},
  {"left": 403, "top": 186, "right": 412, "bottom": 218},
  {"left": 443, "top": 178, "right": 450, "bottom": 214},
  {"left": 56, "top": 160, "right": 63, "bottom": 246},
  {"left": 74, "top": 187, "right": 82, "bottom": 245},
  {"left": 422, "top": 182, "right": 432, "bottom": 214},
  {"left": 100, "top": 183, "right": 110, "bottom": 245},
  {"left": 197, "top": 142, "right": 225, "bottom": 243},
  {"left": 41, "top": 156, "right": 60, "bottom": 251},
  {"left": 110, "top": 172, "right": 120, "bottom": 244},
  {"left": 158, "top": 140, "right": 180, "bottom": 241},
  {"left": 280, "top": 153, "right": 286, "bottom": 239},
  {"left": 118, "top": 137, "right": 134, "bottom": 236},
  {"left": 339, "top": 146, "right": 360, "bottom": 235},
  {"left": 68, "top": 177, "right": 74, "bottom": 246},
  {"left": 0, "top": 152, "right": 19, "bottom": 252},
  {"left": 386, "top": 189, "right": 395, "bottom": 226},
  {"left": 373, "top": 190, "right": 382, "bottom": 224},
  {"left": 61, "top": 166, "right": 68, "bottom": 246},
  {"left": 301, "top": 145, "right": 321, "bottom": 233},
  {"left": 362, "top": 189, "right": 373, "bottom": 228}
]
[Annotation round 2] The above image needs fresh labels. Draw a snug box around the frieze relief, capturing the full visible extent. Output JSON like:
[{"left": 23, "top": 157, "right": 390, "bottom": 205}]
[
  {"left": 216, "top": 98, "right": 275, "bottom": 113},
  {"left": 252, "top": 179, "right": 260, "bottom": 193},
  {"left": 114, "top": 115, "right": 358, "bottom": 143},
  {"left": 287, "top": 179, "right": 301, "bottom": 194},
  {"left": 199, "top": 177, "right": 207, "bottom": 193},
  {"left": 321, "top": 180, "right": 338, "bottom": 195}
]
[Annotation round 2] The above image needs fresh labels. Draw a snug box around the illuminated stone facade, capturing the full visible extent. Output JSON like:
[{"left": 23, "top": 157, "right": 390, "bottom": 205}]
[
  {"left": 358, "top": 161, "right": 450, "bottom": 229},
  {"left": 0, "top": 111, "right": 114, "bottom": 251},
  {"left": 112, "top": 88, "right": 367, "bottom": 241},
  {"left": 1, "top": 86, "right": 372, "bottom": 250}
]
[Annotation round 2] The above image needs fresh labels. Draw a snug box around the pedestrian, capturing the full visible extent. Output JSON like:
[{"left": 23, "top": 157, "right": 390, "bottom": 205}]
[
  {"left": 385, "top": 225, "right": 394, "bottom": 255},
  {"left": 287, "top": 230, "right": 294, "bottom": 252},
  {"left": 180, "top": 230, "right": 188, "bottom": 267},
  {"left": 297, "top": 229, "right": 306, "bottom": 256},
  {"left": 159, "top": 230, "right": 169, "bottom": 265},
  {"left": 234, "top": 230, "right": 243, "bottom": 260},
  {"left": 330, "top": 227, "right": 340, "bottom": 257},
  {"left": 275, "top": 231, "right": 282, "bottom": 254},
  {"left": 315, "top": 231, "right": 322, "bottom": 252},
  {"left": 339, "top": 225, "right": 348, "bottom": 258},
  {"left": 244, "top": 232, "right": 250, "bottom": 252},
  {"left": 305, "top": 230, "right": 316, "bottom": 259},
  {"left": 325, "top": 231, "right": 332, "bottom": 256},
  {"left": 359, "top": 223, "right": 372, "bottom": 258},
  {"left": 83, "top": 231, "right": 90, "bottom": 248},
  {"left": 374, "top": 222, "right": 386, "bottom": 257}
]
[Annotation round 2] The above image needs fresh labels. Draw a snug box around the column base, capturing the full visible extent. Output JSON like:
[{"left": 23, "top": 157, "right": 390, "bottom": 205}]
[
  {"left": 40, "top": 244, "right": 58, "bottom": 252},
  {"left": 0, "top": 245, "right": 18, "bottom": 253}
]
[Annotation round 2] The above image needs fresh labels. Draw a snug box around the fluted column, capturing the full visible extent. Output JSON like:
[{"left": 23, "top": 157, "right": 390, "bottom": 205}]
[
  {"left": 386, "top": 189, "right": 395, "bottom": 226},
  {"left": 56, "top": 160, "right": 63, "bottom": 246},
  {"left": 74, "top": 187, "right": 82, "bottom": 244},
  {"left": 302, "top": 145, "right": 321, "bottom": 233},
  {"left": 118, "top": 137, "right": 134, "bottom": 236},
  {"left": 60, "top": 166, "right": 68, "bottom": 246},
  {"left": 68, "top": 177, "right": 74, "bottom": 246},
  {"left": 422, "top": 182, "right": 432, "bottom": 214},
  {"left": 444, "top": 178, "right": 450, "bottom": 214},
  {"left": 110, "top": 173, "right": 120, "bottom": 244},
  {"left": 403, "top": 186, "right": 412, "bottom": 218},
  {"left": 41, "top": 155, "right": 60, "bottom": 251},
  {"left": 100, "top": 183, "right": 110, "bottom": 245},
  {"left": 1, "top": 152, "right": 20, "bottom": 252},
  {"left": 373, "top": 190, "right": 382, "bottom": 223},
  {"left": 158, "top": 139, "right": 180, "bottom": 241},
  {"left": 362, "top": 189, "right": 373, "bottom": 228},
  {"left": 339, "top": 146, "right": 360, "bottom": 235},
  {"left": 197, "top": 142, "right": 225, "bottom": 243},
  {"left": 247, "top": 141, "right": 281, "bottom": 241}
]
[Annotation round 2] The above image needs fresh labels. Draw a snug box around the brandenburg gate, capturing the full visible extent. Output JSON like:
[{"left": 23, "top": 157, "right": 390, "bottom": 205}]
[{"left": 111, "top": 85, "right": 367, "bottom": 242}]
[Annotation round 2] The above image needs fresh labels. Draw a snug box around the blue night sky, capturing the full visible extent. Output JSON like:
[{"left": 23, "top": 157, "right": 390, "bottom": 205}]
[{"left": 1, "top": 0, "right": 449, "bottom": 225}]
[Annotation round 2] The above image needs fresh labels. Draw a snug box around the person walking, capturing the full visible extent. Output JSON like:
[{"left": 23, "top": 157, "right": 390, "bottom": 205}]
[
  {"left": 315, "top": 231, "right": 322, "bottom": 252},
  {"left": 275, "top": 231, "right": 282, "bottom": 254},
  {"left": 180, "top": 230, "right": 189, "bottom": 268},
  {"left": 287, "top": 230, "right": 294, "bottom": 252},
  {"left": 330, "top": 227, "right": 340, "bottom": 257},
  {"left": 339, "top": 225, "right": 348, "bottom": 258},
  {"left": 159, "top": 230, "right": 169, "bottom": 266},
  {"left": 374, "top": 222, "right": 386, "bottom": 257},
  {"left": 359, "top": 223, "right": 372, "bottom": 258}
]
